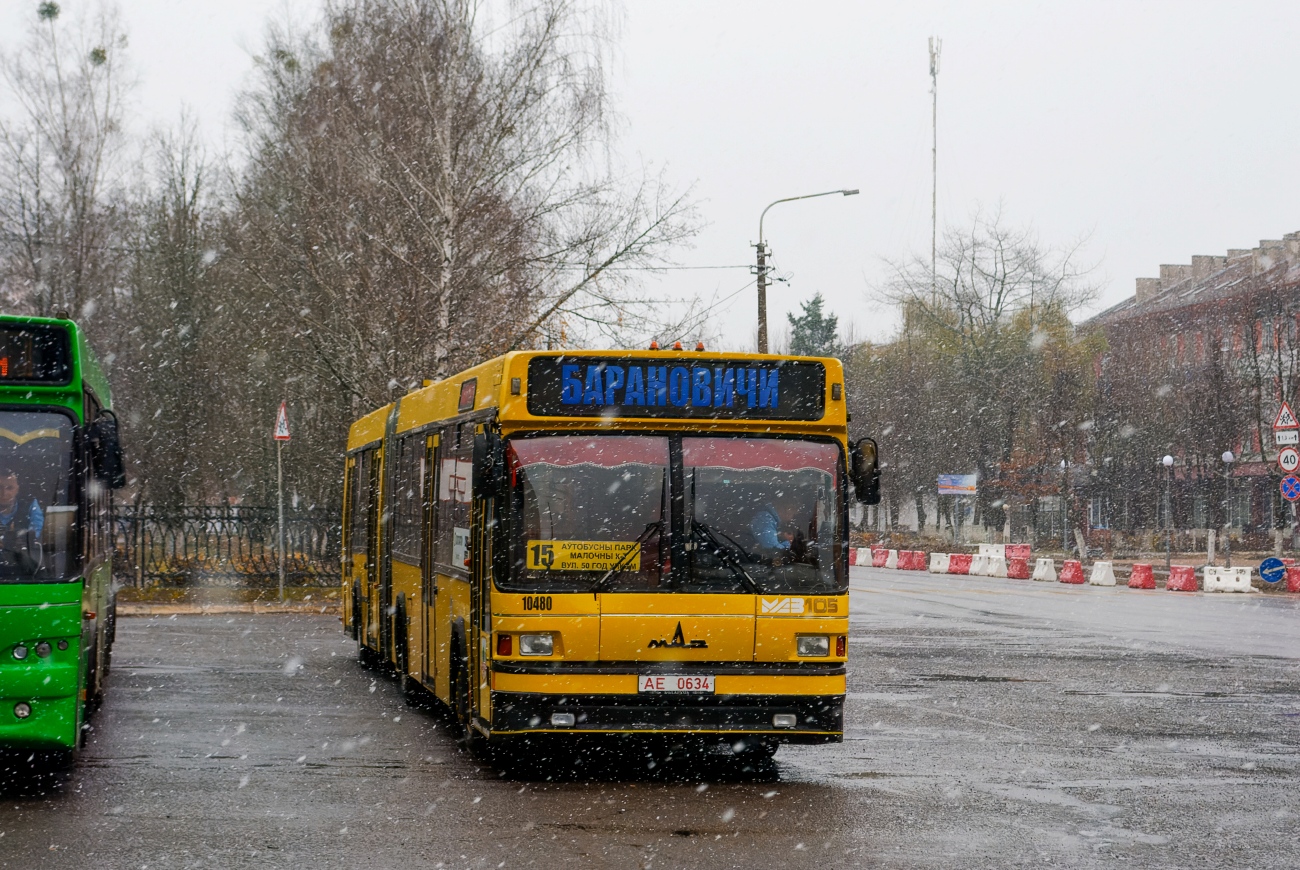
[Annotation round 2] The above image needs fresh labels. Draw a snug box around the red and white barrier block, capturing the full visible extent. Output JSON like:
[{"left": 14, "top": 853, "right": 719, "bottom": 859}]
[
  {"left": 1128, "top": 563, "right": 1155, "bottom": 589},
  {"left": 1031, "top": 558, "right": 1056, "bottom": 582},
  {"left": 1088, "top": 561, "right": 1117, "bottom": 586},
  {"left": 1203, "top": 566, "right": 1253, "bottom": 593},
  {"left": 929, "top": 552, "right": 951, "bottom": 574},
  {"left": 1059, "top": 560, "right": 1085, "bottom": 584},
  {"left": 948, "top": 553, "right": 972, "bottom": 575},
  {"left": 1166, "top": 565, "right": 1197, "bottom": 592}
]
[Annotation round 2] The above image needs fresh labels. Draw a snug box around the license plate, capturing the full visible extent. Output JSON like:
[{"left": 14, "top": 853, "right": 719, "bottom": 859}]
[{"left": 638, "top": 674, "right": 715, "bottom": 693}]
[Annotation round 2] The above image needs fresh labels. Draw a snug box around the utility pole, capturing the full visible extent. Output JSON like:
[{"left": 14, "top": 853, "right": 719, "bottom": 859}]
[
  {"left": 754, "top": 189, "right": 858, "bottom": 354},
  {"left": 755, "top": 240, "right": 770, "bottom": 354},
  {"left": 929, "top": 36, "right": 942, "bottom": 302}
]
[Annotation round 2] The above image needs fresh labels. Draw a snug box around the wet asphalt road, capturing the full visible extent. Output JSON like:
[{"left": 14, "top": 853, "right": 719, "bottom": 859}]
[{"left": 2, "top": 568, "right": 1299, "bottom": 869}]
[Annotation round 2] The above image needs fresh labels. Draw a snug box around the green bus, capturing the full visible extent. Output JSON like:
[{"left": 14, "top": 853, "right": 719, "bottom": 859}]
[{"left": 0, "top": 315, "right": 124, "bottom": 768}]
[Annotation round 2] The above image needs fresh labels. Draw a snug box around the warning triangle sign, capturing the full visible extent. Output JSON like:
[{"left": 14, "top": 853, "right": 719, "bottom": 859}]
[
  {"left": 1274, "top": 401, "right": 1299, "bottom": 430},
  {"left": 273, "top": 401, "right": 291, "bottom": 441}
]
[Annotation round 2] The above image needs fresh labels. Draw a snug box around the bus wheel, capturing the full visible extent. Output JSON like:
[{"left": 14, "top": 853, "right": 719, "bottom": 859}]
[
  {"left": 394, "top": 598, "right": 423, "bottom": 706},
  {"left": 358, "top": 639, "right": 380, "bottom": 670},
  {"left": 451, "top": 645, "right": 487, "bottom": 756},
  {"left": 350, "top": 582, "right": 362, "bottom": 640},
  {"left": 451, "top": 649, "right": 470, "bottom": 735},
  {"left": 86, "top": 641, "right": 104, "bottom": 714}
]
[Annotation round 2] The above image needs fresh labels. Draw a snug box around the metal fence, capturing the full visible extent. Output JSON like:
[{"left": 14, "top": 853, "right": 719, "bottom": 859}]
[{"left": 113, "top": 505, "right": 342, "bottom": 588}]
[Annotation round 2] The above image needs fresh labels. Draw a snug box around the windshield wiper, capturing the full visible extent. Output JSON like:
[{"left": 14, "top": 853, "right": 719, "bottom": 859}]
[
  {"left": 690, "top": 520, "right": 761, "bottom": 594},
  {"left": 592, "top": 520, "right": 661, "bottom": 594}
]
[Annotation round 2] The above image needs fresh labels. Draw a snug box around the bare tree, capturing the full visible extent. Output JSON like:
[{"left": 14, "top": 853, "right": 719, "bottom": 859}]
[
  {"left": 210, "top": 0, "right": 699, "bottom": 504},
  {"left": 0, "top": 1, "right": 130, "bottom": 320},
  {"left": 114, "top": 121, "right": 226, "bottom": 507},
  {"left": 850, "top": 209, "right": 1100, "bottom": 538}
]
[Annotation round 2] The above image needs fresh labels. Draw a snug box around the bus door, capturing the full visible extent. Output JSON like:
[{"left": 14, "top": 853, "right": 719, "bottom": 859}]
[
  {"left": 343, "top": 454, "right": 356, "bottom": 632},
  {"left": 434, "top": 422, "right": 474, "bottom": 705},
  {"left": 364, "top": 448, "right": 383, "bottom": 650},
  {"left": 422, "top": 433, "right": 441, "bottom": 695},
  {"left": 378, "top": 404, "right": 399, "bottom": 662}
]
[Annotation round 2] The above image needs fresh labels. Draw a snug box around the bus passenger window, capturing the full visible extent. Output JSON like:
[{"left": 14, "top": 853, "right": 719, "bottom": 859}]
[
  {"left": 436, "top": 426, "right": 472, "bottom": 573},
  {"left": 392, "top": 435, "right": 423, "bottom": 564},
  {"left": 350, "top": 450, "right": 372, "bottom": 562}
]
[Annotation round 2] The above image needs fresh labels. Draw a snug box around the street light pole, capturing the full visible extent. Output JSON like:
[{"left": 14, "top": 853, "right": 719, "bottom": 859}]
[
  {"left": 1162, "top": 454, "right": 1174, "bottom": 574},
  {"left": 1222, "top": 450, "right": 1235, "bottom": 569},
  {"left": 1060, "top": 459, "right": 1069, "bottom": 554},
  {"left": 755, "top": 189, "right": 859, "bottom": 353}
]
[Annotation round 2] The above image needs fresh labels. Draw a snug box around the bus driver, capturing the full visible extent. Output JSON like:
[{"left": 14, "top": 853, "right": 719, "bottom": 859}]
[{"left": 0, "top": 464, "right": 44, "bottom": 542}]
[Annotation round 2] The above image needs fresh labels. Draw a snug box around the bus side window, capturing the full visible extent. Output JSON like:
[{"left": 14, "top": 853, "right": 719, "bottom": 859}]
[
  {"left": 423, "top": 435, "right": 438, "bottom": 580},
  {"left": 343, "top": 457, "right": 357, "bottom": 561},
  {"left": 392, "top": 435, "right": 422, "bottom": 563},
  {"left": 435, "top": 425, "right": 472, "bottom": 572},
  {"left": 350, "top": 451, "right": 372, "bottom": 564}
]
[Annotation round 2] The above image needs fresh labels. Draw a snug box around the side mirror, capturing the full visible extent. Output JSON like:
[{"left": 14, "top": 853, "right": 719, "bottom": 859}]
[
  {"left": 472, "top": 430, "right": 504, "bottom": 494},
  {"left": 90, "top": 411, "right": 126, "bottom": 489},
  {"left": 849, "top": 437, "right": 881, "bottom": 505}
]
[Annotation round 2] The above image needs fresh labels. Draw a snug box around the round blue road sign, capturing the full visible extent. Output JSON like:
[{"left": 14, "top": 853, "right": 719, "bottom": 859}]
[
  {"left": 1260, "top": 557, "right": 1286, "bottom": 584},
  {"left": 1282, "top": 475, "right": 1300, "bottom": 502}
]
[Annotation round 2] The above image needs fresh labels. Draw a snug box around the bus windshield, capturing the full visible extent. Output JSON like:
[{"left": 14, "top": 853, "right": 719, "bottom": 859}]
[
  {"left": 504, "top": 433, "right": 844, "bottom": 594},
  {"left": 0, "top": 410, "right": 76, "bottom": 582},
  {"left": 683, "top": 437, "right": 842, "bottom": 594},
  {"left": 507, "top": 435, "right": 668, "bottom": 592}
]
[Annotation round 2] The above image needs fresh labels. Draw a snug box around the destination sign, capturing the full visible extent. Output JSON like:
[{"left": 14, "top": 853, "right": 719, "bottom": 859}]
[
  {"left": 526, "top": 356, "right": 827, "bottom": 420},
  {"left": 0, "top": 323, "right": 72, "bottom": 385}
]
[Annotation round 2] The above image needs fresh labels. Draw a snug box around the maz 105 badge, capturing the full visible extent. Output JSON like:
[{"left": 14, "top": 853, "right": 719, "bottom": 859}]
[
  {"left": 760, "top": 596, "right": 841, "bottom": 615},
  {"left": 527, "top": 540, "right": 639, "bottom": 572}
]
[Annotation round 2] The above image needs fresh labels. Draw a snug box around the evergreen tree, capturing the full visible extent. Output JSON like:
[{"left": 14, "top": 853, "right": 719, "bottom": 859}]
[{"left": 788, "top": 293, "right": 840, "bottom": 357}]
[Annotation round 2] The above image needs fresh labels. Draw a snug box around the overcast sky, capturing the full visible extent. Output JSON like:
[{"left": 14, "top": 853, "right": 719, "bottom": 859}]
[{"left": 3, "top": 1, "right": 1298, "bottom": 351}]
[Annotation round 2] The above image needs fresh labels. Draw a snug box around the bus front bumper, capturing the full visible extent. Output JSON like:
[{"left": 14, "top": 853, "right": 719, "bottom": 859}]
[{"left": 490, "top": 691, "right": 843, "bottom": 743}]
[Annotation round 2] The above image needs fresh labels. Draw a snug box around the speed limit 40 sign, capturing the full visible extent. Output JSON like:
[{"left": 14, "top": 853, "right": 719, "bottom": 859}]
[{"left": 1278, "top": 447, "right": 1300, "bottom": 474}]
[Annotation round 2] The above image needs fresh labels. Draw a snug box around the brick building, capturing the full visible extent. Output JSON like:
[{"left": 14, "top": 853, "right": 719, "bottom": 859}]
[{"left": 1086, "top": 231, "right": 1300, "bottom": 545}]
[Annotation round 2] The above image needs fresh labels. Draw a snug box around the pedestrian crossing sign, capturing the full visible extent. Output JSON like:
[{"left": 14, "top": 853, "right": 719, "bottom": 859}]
[
  {"left": 1274, "top": 402, "right": 1298, "bottom": 430},
  {"left": 274, "top": 401, "right": 291, "bottom": 441}
]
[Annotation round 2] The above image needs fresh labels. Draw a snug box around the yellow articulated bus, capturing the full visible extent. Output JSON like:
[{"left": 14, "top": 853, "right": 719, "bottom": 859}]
[{"left": 342, "top": 348, "right": 879, "bottom": 760}]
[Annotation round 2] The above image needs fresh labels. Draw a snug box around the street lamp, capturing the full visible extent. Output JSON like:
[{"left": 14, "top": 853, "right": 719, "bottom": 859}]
[
  {"left": 1222, "top": 450, "right": 1235, "bottom": 569},
  {"left": 1162, "top": 454, "right": 1174, "bottom": 573},
  {"left": 755, "top": 189, "right": 859, "bottom": 353},
  {"left": 1059, "top": 458, "right": 1069, "bottom": 554}
]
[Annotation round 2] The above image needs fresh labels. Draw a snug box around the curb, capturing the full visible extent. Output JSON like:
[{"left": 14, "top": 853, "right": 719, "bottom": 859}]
[{"left": 119, "top": 603, "right": 342, "bottom": 616}]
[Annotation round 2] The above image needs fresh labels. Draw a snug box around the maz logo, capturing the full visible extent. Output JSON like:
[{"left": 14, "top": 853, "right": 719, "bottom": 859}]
[
  {"left": 761, "top": 597, "right": 806, "bottom": 614},
  {"left": 647, "top": 621, "right": 707, "bottom": 649}
]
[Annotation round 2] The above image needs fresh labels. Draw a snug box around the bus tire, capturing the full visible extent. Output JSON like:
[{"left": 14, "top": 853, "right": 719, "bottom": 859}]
[
  {"left": 350, "top": 581, "right": 362, "bottom": 640},
  {"left": 85, "top": 637, "right": 104, "bottom": 714},
  {"left": 394, "top": 597, "right": 423, "bottom": 706},
  {"left": 451, "top": 645, "right": 470, "bottom": 736},
  {"left": 733, "top": 738, "right": 778, "bottom": 764}
]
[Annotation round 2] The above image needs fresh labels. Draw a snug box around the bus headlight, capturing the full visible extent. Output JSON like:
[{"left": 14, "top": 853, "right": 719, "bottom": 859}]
[
  {"left": 12, "top": 645, "right": 28, "bottom": 660},
  {"left": 796, "top": 635, "right": 830, "bottom": 657},
  {"left": 14, "top": 702, "right": 32, "bottom": 719},
  {"left": 519, "top": 634, "right": 553, "bottom": 656}
]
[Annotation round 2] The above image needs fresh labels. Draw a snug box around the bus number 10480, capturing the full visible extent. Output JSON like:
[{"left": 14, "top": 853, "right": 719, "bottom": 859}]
[{"left": 522, "top": 595, "right": 553, "bottom": 611}]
